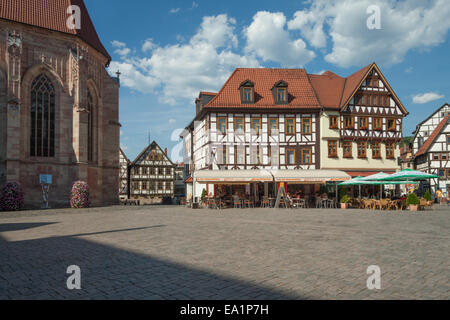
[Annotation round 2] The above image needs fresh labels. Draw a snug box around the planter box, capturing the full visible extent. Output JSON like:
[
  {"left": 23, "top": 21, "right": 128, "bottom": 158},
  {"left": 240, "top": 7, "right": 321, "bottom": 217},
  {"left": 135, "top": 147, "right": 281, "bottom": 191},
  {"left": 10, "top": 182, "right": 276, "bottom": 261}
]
[
  {"left": 340, "top": 203, "right": 348, "bottom": 209},
  {"left": 409, "top": 205, "right": 418, "bottom": 211}
]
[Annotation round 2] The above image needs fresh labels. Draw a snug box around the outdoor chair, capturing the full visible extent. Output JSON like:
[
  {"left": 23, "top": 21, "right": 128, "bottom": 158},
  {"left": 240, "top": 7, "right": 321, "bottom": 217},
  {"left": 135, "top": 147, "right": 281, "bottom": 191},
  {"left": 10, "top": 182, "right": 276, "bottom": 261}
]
[
  {"left": 244, "top": 199, "right": 254, "bottom": 208},
  {"left": 261, "top": 197, "right": 270, "bottom": 208}
]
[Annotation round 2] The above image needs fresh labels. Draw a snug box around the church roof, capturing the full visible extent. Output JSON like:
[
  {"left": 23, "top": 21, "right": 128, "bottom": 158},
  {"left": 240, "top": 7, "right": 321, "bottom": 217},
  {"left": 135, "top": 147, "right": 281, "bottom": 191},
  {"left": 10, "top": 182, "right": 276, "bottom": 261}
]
[{"left": 0, "top": 0, "right": 111, "bottom": 64}]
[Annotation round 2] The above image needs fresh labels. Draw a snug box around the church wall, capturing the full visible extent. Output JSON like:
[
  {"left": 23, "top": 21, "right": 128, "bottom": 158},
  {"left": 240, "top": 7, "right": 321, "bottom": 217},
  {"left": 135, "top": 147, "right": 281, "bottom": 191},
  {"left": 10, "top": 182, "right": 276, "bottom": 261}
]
[{"left": 0, "top": 20, "right": 119, "bottom": 209}]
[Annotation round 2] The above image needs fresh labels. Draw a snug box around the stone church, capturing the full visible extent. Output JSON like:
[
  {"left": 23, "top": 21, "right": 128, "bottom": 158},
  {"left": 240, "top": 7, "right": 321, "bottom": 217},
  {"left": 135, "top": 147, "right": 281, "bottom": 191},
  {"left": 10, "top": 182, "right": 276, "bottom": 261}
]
[{"left": 0, "top": 0, "right": 120, "bottom": 208}]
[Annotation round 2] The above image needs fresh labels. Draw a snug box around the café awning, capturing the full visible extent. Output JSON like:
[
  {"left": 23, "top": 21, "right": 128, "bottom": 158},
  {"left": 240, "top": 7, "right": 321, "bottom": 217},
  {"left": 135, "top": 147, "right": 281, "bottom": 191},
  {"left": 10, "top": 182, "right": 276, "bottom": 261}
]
[
  {"left": 193, "top": 169, "right": 351, "bottom": 184},
  {"left": 194, "top": 169, "right": 273, "bottom": 184},
  {"left": 272, "top": 170, "right": 351, "bottom": 183}
]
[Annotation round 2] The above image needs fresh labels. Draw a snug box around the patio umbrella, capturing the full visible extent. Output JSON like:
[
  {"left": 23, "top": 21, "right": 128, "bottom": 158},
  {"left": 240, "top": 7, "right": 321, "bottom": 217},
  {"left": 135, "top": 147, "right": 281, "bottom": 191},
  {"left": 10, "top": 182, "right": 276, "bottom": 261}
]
[
  {"left": 360, "top": 172, "right": 391, "bottom": 181},
  {"left": 379, "top": 168, "right": 439, "bottom": 182}
]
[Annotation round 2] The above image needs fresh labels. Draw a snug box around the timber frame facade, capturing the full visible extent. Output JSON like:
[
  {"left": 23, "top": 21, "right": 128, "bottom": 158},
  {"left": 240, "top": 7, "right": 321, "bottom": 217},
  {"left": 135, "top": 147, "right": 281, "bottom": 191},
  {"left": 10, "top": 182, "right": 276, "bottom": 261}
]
[
  {"left": 128, "top": 141, "right": 176, "bottom": 200},
  {"left": 182, "top": 63, "right": 408, "bottom": 199},
  {"left": 119, "top": 148, "right": 130, "bottom": 199}
]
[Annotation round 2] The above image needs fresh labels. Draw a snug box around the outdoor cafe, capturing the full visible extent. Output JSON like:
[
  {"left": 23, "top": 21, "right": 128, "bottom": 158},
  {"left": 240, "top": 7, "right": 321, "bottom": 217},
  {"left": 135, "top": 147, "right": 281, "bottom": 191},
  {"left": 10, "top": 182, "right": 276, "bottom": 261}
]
[{"left": 189, "top": 168, "right": 438, "bottom": 211}]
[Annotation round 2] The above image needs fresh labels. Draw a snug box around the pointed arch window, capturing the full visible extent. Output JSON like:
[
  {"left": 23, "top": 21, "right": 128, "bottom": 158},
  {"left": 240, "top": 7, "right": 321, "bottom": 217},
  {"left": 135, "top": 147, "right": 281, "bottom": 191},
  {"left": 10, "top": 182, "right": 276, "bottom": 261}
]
[
  {"left": 30, "top": 74, "right": 55, "bottom": 157},
  {"left": 87, "top": 90, "right": 95, "bottom": 162}
]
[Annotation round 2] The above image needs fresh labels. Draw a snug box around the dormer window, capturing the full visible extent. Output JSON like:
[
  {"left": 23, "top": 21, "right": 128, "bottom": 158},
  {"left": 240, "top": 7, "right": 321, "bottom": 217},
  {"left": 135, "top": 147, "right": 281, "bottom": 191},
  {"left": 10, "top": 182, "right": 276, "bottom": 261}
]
[
  {"left": 273, "top": 81, "right": 288, "bottom": 104},
  {"left": 240, "top": 80, "right": 254, "bottom": 104}
]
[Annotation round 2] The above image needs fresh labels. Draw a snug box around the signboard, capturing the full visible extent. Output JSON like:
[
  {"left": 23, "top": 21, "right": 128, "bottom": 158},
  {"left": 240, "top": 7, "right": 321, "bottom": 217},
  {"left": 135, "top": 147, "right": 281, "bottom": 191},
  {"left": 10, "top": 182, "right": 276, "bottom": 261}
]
[{"left": 40, "top": 174, "right": 53, "bottom": 185}]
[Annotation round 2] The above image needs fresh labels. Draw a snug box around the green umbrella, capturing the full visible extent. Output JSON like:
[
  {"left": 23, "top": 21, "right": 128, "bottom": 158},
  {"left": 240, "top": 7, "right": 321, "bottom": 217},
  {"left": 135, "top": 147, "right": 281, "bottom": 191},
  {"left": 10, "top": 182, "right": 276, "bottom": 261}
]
[{"left": 379, "top": 168, "right": 439, "bottom": 182}]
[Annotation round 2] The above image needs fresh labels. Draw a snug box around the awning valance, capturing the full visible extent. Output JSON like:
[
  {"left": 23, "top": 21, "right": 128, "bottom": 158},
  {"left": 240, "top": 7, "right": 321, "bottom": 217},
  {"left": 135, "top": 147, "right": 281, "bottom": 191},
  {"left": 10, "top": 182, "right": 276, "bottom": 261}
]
[
  {"left": 193, "top": 169, "right": 351, "bottom": 184},
  {"left": 271, "top": 170, "right": 351, "bottom": 183}
]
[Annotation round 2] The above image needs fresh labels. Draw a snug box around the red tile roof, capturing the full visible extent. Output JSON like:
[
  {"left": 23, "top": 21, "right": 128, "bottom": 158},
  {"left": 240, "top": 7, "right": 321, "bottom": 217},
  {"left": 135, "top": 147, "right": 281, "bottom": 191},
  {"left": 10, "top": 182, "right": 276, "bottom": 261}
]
[
  {"left": 415, "top": 115, "right": 450, "bottom": 157},
  {"left": 205, "top": 64, "right": 377, "bottom": 110},
  {"left": 0, "top": 0, "right": 111, "bottom": 64},
  {"left": 206, "top": 68, "right": 321, "bottom": 109}
]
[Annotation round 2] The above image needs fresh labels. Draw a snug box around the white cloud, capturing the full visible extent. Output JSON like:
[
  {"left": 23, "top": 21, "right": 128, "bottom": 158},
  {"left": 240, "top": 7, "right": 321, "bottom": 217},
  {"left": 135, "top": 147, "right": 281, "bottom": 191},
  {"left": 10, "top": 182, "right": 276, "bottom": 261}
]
[
  {"left": 111, "top": 40, "right": 126, "bottom": 48},
  {"left": 109, "top": 14, "right": 259, "bottom": 105},
  {"left": 412, "top": 93, "right": 444, "bottom": 104},
  {"left": 111, "top": 40, "right": 130, "bottom": 57},
  {"left": 288, "top": 0, "right": 450, "bottom": 67},
  {"left": 191, "top": 2, "right": 199, "bottom": 9},
  {"left": 142, "top": 39, "right": 156, "bottom": 52},
  {"left": 169, "top": 8, "right": 180, "bottom": 14},
  {"left": 169, "top": 119, "right": 176, "bottom": 124},
  {"left": 405, "top": 67, "right": 413, "bottom": 73},
  {"left": 244, "top": 11, "right": 315, "bottom": 67}
]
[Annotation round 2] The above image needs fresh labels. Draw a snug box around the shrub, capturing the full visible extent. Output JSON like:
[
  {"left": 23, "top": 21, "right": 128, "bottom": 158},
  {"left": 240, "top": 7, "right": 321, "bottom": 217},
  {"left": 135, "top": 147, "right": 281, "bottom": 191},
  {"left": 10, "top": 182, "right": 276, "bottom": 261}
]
[
  {"left": 338, "top": 186, "right": 348, "bottom": 201},
  {"left": 70, "top": 181, "right": 90, "bottom": 208},
  {"left": 201, "top": 188, "right": 207, "bottom": 200},
  {"left": 424, "top": 190, "right": 432, "bottom": 201},
  {"left": 0, "top": 182, "right": 25, "bottom": 211},
  {"left": 406, "top": 193, "right": 419, "bottom": 206},
  {"left": 340, "top": 194, "right": 350, "bottom": 204}
]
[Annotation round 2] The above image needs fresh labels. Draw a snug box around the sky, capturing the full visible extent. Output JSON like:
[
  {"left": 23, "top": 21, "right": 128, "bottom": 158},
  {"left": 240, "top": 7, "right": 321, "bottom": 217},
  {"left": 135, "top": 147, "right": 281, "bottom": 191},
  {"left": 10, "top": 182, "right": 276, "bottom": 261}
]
[{"left": 84, "top": 0, "right": 450, "bottom": 162}]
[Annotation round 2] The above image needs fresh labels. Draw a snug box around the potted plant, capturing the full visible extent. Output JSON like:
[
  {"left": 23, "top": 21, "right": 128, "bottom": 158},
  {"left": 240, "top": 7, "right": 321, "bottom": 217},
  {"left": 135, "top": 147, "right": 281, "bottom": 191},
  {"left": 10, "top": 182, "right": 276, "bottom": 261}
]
[
  {"left": 406, "top": 193, "right": 419, "bottom": 211},
  {"left": 340, "top": 195, "right": 350, "bottom": 209},
  {"left": 200, "top": 188, "right": 207, "bottom": 208}
]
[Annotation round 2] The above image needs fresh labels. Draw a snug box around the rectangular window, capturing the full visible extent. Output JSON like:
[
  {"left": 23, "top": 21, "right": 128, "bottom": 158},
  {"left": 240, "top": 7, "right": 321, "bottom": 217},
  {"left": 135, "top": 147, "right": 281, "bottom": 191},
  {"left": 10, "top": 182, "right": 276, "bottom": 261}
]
[
  {"left": 386, "top": 143, "right": 395, "bottom": 159},
  {"left": 372, "top": 142, "right": 381, "bottom": 159},
  {"left": 302, "top": 118, "right": 312, "bottom": 134},
  {"left": 251, "top": 118, "right": 261, "bottom": 135},
  {"left": 387, "top": 118, "right": 396, "bottom": 131},
  {"left": 329, "top": 116, "right": 339, "bottom": 129},
  {"left": 442, "top": 153, "right": 448, "bottom": 161},
  {"left": 218, "top": 146, "right": 227, "bottom": 164},
  {"left": 142, "top": 181, "right": 147, "bottom": 190},
  {"left": 158, "top": 182, "right": 163, "bottom": 190},
  {"left": 357, "top": 142, "right": 367, "bottom": 159},
  {"left": 286, "top": 149, "right": 296, "bottom": 165},
  {"left": 269, "top": 146, "right": 279, "bottom": 165},
  {"left": 373, "top": 117, "right": 382, "bottom": 130},
  {"left": 235, "top": 146, "right": 245, "bottom": 165},
  {"left": 328, "top": 140, "right": 338, "bottom": 158},
  {"left": 343, "top": 116, "right": 354, "bottom": 129},
  {"left": 358, "top": 117, "right": 368, "bottom": 130},
  {"left": 217, "top": 117, "right": 227, "bottom": 134},
  {"left": 277, "top": 88, "right": 287, "bottom": 103},
  {"left": 243, "top": 88, "right": 253, "bottom": 103},
  {"left": 301, "top": 149, "right": 312, "bottom": 164},
  {"left": 269, "top": 118, "right": 278, "bottom": 135},
  {"left": 439, "top": 169, "right": 445, "bottom": 177},
  {"left": 343, "top": 141, "right": 353, "bottom": 158},
  {"left": 286, "top": 118, "right": 295, "bottom": 135},
  {"left": 250, "top": 146, "right": 261, "bottom": 164},
  {"left": 234, "top": 117, "right": 244, "bottom": 133}
]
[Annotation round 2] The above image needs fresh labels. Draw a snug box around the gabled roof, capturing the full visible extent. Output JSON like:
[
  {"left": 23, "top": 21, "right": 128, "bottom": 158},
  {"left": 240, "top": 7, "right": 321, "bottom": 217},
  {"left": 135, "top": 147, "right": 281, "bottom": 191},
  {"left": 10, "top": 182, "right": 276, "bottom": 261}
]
[
  {"left": 415, "top": 115, "right": 450, "bottom": 157},
  {"left": 205, "top": 68, "right": 321, "bottom": 109},
  {"left": 119, "top": 148, "right": 130, "bottom": 163},
  {"left": 131, "top": 141, "right": 175, "bottom": 167},
  {"left": 0, "top": 0, "right": 111, "bottom": 65},
  {"left": 412, "top": 102, "right": 450, "bottom": 135},
  {"left": 308, "top": 71, "right": 346, "bottom": 108}
]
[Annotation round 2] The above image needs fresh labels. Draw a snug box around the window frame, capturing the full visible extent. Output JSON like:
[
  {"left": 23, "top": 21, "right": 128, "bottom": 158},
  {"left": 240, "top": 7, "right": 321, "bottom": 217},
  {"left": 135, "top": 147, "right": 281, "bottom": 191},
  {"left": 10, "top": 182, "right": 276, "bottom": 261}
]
[
  {"left": 357, "top": 141, "right": 367, "bottom": 159},
  {"left": 343, "top": 141, "right": 353, "bottom": 158},
  {"left": 286, "top": 118, "right": 296, "bottom": 135},
  {"left": 386, "top": 143, "right": 395, "bottom": 159},
  {"left": 269, "top": 118, "right": 278, "bottom": 135},
  {"left": 387, "top": 118, "right": 396, "bottom": 131},
  {"left": 302, "top": 118, "right": 312, "bottom": 135},
  {"left": 329, "top": 116, "right": 339, "bottom": 129},
  {"left": 217, "top": 117, "right": 227, "bottom": 135},
  {"left": 373, "top": 117, "right": 383, "bottom": 131},
  {"left": 343, "top": 116, "right": 354, "bottom": 129},
  {"left": 234, "top": 117, "right": 245, "bottom": 134},
  {"left": 286, "top": 148, "right": 296, "bottom": 165},
  {"left": 358, "top": 116, "right": 368, "bottom": 130},
  {"left": 251, "top": 118, "right": 261, "bottom": 135},
  {"left": 328, "top": 140, "right": 338, "bottom": 158},
  {"left": 300, "top": 148, "right": 312, "bottom": 165},
  {"left": 269, "top": 145, "right": 279, "bottom": 166},
  {"left": 372, "top": 142, "right": 381, "bottom": 159},
  {"left": 276, "top": 87, "right": 288, "bottom": 104}
]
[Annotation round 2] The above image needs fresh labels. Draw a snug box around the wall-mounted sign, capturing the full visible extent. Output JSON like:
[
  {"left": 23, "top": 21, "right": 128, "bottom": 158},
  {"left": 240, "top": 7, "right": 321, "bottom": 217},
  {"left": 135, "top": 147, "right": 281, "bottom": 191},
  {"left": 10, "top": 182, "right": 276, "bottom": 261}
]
[{"left": 40, "top": 174, "right": 53, "bottom": 185}]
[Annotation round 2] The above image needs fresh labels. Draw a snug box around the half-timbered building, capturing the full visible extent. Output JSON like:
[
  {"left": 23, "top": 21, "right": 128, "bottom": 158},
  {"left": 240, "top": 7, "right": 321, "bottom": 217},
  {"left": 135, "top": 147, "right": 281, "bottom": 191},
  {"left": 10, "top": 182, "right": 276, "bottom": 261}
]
[
  {"left": 412, "top": 103, "right": 450, "bottom": 194},
  {"left": 128, "top": 141, "right": 175, "bottom": 201},
  {"left": 119, "top": 148, "right": 129, "bottom": 199},
  {"left": 313, "top": 63, "right": 408, "bottom": 177}
]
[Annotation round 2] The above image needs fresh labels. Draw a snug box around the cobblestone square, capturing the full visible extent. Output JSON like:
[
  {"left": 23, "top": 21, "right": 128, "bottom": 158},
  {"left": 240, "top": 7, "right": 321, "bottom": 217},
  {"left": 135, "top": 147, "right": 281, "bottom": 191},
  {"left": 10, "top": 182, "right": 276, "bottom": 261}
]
[{"left": 0, "top": 205, "right": 448, "bottom": 300}]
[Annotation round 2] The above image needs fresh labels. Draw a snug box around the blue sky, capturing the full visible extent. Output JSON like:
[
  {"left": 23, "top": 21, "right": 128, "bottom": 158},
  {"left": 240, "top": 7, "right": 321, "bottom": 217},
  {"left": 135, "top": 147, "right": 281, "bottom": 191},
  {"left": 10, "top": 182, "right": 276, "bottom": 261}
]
[{"left": 85, "top": 0, "right": 450, "bottom": 162}]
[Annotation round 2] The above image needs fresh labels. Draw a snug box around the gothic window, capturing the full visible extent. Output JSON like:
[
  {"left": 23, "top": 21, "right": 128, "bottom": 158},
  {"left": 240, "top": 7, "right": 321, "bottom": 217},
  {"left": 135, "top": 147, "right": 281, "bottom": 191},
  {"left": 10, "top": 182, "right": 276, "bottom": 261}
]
[
  {"left": 30, "top": 74, "right": 55, "bottom": 157},
  {"left": 87, "top": 90, "right": 95, "bottom": 162}
]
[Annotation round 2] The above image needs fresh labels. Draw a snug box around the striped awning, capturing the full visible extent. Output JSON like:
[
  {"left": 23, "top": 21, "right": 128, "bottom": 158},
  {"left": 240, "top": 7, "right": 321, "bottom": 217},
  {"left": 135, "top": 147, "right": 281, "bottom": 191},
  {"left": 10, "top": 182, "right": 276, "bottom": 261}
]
[{"left": 272, "top": 170, "right": 351, "bottom": 183}]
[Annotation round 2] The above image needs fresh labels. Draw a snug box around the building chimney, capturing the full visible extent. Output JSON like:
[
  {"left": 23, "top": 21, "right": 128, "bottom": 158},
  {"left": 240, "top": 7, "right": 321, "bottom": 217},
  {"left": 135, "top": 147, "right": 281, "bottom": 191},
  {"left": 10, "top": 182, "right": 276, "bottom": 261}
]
[{"left": 164, "top": 148, "right": 167, "bottom": 156}]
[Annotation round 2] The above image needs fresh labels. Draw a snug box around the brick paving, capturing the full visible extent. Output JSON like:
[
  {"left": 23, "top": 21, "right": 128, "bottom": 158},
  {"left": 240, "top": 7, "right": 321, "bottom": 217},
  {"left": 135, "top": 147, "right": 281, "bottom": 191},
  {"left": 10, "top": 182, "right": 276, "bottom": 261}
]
[{"left": 0, "top": 205, "right": 449, "bottom": 300}]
